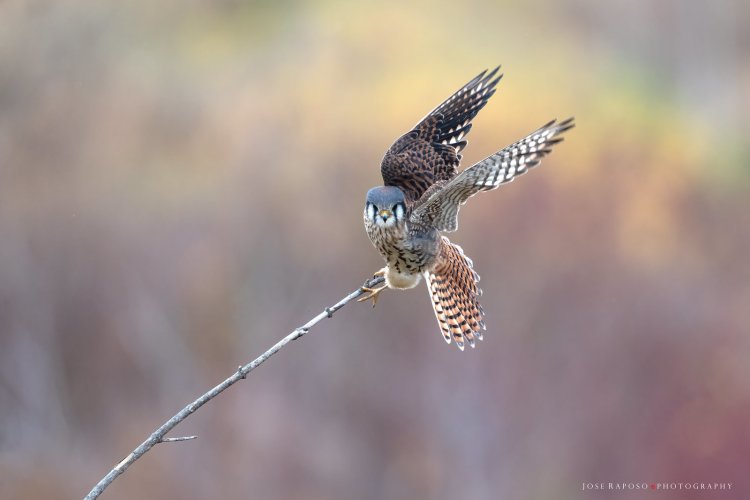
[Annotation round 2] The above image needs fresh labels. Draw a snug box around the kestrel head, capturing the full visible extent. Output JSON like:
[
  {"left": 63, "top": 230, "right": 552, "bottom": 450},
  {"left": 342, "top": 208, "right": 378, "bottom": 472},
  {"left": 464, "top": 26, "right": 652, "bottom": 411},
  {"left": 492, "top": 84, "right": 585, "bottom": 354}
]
[{"left": 365, "top": 186, "right": 406, "bottom": 229}]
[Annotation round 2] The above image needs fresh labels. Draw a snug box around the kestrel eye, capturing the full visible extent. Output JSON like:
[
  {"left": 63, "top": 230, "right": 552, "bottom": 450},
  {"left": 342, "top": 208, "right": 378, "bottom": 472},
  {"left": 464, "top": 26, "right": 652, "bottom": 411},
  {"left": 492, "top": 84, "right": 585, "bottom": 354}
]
[{"left": 394, "top": 203, "right": 404, "bottom": 220}]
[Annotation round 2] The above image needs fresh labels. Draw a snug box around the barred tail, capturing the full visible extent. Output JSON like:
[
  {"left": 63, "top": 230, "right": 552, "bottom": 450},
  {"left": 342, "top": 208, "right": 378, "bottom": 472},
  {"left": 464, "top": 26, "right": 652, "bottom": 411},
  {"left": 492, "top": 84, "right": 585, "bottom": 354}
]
[{"left": 424, "top": 238, "right": 485, "bottom": 350}]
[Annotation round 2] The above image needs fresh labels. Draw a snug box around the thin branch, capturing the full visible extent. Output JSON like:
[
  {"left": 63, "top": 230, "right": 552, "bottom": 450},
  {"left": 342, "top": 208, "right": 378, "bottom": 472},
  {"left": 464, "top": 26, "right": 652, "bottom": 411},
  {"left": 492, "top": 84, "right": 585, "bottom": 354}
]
[
  {"left": 84, "top": 275, "right": 386, "bottom": 500},
  {"left": 159, "top": 436, "right": 197, "bottom": 443}
]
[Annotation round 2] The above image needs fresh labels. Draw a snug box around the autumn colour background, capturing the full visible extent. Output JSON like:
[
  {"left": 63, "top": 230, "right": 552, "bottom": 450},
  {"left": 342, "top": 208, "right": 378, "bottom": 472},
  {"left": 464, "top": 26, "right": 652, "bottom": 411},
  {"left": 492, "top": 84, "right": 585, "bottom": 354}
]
[{"left": 1, "top": 1, "right": 748, "bottom": 499}]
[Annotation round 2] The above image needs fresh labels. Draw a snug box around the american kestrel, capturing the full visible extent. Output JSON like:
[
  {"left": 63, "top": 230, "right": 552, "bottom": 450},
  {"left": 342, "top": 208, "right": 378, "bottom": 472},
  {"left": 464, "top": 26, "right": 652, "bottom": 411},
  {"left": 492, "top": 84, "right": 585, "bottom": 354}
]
[{"left": 361, "top": 66, "right": 574, "bottom": 350}]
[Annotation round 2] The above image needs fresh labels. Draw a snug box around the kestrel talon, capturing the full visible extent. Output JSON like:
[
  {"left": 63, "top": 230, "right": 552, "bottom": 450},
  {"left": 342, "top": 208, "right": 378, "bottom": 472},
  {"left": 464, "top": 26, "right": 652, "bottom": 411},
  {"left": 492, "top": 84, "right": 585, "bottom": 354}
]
[{"left": 363, "top": 66, "right": 574, "bottom": 350}]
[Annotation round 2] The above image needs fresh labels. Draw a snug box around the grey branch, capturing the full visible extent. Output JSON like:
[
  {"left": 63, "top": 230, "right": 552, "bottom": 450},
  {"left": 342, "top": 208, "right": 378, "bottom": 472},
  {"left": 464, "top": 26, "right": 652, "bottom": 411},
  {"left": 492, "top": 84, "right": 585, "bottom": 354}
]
[
  {"left": 159, "top": 436, "right": 197, "bottom": 442},
  {"left": 83, "top": 275, "right": 386, "bottom": 500}
]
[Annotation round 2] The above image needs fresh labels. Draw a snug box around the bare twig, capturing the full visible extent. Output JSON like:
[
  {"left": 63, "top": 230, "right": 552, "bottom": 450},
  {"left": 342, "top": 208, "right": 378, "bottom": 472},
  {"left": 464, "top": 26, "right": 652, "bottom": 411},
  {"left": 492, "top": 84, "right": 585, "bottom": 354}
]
[
  {"left": 84, "top": 275, "right": 386, "bottom": 500},
  {"left": 159, "top": 436, "right": 197, "bottom": 443}
]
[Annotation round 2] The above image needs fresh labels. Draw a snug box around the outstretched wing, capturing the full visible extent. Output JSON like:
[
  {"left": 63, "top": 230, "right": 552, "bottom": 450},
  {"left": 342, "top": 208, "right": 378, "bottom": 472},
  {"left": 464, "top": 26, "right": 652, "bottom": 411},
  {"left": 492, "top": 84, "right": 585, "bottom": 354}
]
[
  {"left": 380, "top": 67, "right": 503, "bottom": 205},
  {"left": 410, "top": 118, "right": 575, "bottom": 232}
]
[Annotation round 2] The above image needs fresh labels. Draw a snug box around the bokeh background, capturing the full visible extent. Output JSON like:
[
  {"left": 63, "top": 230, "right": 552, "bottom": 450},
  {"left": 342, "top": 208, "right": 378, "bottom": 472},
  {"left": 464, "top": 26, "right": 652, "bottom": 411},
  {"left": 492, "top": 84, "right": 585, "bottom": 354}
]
[{"left": 1, "top": 1, "right": 749, "bottom": 499}]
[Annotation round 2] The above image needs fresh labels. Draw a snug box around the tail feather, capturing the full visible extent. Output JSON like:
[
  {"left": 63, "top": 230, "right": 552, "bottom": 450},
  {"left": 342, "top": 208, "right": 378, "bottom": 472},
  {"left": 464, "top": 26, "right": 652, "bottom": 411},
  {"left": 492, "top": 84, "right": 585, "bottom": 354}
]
[{"left": 425, "top": 238, "right": 485, "bottom": 350}]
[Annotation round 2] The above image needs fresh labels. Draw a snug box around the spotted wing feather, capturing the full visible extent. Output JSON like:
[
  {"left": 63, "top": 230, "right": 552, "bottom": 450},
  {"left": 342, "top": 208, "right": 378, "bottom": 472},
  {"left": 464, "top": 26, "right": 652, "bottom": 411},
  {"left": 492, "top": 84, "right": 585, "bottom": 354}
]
[
  {"left": 381, "top": 67, "right": 503, "bottom": 205},
  {"left": 425, "top": 237, "right": 485, "bottom": 350},
  {"left": 415, "top": 66, "right": 503, "bottom": 155},
  {"left": 411, "top": 117, "right": 575, "bottom": 232}
]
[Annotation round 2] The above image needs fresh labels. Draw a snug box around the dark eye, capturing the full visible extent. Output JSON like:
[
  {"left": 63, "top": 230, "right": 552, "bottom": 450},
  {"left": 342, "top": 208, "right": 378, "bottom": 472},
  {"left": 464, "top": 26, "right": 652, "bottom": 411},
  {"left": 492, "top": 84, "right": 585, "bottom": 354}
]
[{"left": 394, "top": 203, "right": 405, "bottom": 219}]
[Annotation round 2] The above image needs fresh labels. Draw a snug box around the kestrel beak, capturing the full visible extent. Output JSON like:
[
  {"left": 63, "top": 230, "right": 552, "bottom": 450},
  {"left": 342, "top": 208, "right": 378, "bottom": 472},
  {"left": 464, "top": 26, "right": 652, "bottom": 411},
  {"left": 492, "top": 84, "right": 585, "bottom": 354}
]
[{"left": 379, "top": 209, "right": 392, "bottom": 221}]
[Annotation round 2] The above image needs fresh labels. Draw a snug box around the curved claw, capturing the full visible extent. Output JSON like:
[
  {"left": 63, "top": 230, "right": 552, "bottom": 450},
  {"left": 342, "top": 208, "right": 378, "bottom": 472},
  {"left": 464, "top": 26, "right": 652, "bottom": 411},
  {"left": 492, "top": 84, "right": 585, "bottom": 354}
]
[{"left": 358, "top": 285, "right": 387, "bottom": 308}]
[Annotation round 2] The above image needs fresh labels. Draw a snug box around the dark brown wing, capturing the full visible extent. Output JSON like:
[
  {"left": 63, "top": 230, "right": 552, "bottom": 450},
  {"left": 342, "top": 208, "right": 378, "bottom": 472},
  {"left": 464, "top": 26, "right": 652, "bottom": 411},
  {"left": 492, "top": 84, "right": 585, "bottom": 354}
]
[{"left": 380, "top": 67, "right": 503, "bottom": 205}]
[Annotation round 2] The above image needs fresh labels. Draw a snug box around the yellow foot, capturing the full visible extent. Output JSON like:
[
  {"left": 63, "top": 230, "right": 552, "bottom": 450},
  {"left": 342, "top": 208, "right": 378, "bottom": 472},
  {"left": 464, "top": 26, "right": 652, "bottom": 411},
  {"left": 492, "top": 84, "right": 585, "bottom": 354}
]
[
  {"left": 372, "top": 268, "right": 386, "bottom": 278},
  {"left": 358, "top": 285, "right": 387, "bottom": 308}
]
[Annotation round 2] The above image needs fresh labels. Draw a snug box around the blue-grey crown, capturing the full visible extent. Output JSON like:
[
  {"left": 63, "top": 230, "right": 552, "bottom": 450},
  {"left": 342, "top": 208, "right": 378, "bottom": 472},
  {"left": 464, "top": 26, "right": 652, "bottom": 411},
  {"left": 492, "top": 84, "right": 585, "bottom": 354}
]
[{"left": 365, "top": 186, "right": 405, "bottom": 207}]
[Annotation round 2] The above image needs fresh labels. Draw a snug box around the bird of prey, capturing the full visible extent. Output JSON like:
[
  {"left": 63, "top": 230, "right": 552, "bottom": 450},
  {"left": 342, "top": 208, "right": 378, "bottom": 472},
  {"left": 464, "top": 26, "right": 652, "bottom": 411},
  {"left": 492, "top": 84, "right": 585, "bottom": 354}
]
[{"left": 361, "top": 66, "right": 574, "bottom": 350}]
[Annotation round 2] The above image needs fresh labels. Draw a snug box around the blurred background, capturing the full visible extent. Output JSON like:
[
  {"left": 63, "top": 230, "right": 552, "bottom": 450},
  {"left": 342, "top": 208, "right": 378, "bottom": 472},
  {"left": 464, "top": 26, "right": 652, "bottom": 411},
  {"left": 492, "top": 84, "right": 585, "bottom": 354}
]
[{"left": 1, "top": 0, "right": 749, "bottom": 499}]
